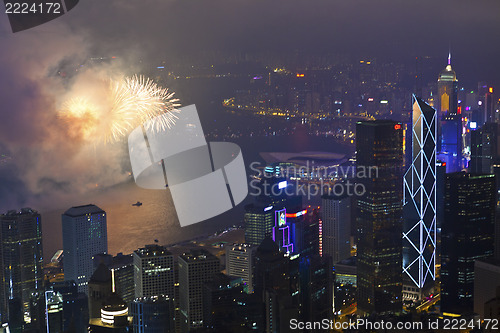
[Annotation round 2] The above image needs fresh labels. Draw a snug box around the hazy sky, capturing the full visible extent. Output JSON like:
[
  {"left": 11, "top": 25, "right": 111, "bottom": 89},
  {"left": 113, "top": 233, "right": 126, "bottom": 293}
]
[
  {"left": 66, "top": 0, "right": 500, "bottom": 83},
  {"left": 0, "top": 0, "right": 500, "bottom": 211}
]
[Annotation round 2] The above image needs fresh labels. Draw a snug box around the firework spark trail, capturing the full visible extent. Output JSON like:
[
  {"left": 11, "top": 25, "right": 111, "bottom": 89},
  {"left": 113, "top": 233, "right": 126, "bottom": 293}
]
[
  {"left": 125, "top": 75, "right": 180, "bottom": 132},
  {"left": 107, "top": 79, "right": 137, "bottom": 143},
  {"left": 59, "top": 75, "right": 180, "bottom": 144}
]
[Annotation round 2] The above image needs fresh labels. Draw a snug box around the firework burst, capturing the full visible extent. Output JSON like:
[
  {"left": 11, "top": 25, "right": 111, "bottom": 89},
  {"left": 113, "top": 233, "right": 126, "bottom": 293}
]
[
  {"left": 59, "top": 75, "right": 180, "bottom": 144},
  {"left": 125, "top": 75, "right": 180, "bottom": 132}
]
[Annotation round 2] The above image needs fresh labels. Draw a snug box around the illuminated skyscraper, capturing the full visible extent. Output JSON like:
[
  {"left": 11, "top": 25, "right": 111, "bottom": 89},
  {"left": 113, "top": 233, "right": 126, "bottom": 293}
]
[
  {"left": 356, "top": 120, "right": 403, "bottom": 315},
  {"left": 478, "top": 83, "right": 495, "bottom": 125},
  {"left": 0, "top": 208, "right": 43, "bottom": 326},
  {"left": 226, "top": 244, "right": 256, "bottom": 293},
  {"left": 437, "top": 53, "right": 462, "bottom": 171},
  {"left": 289, "top": 208, "right": 320, "bottom": 257},
  {"left": 403, "top": 96, "right": 437, "bottom": 289},
  {"left": 93, "top": 253, "right": 135, "bottom": 305},
  {"left": 470, "top": 122, "right": 500, "bottom": 174},
  {"left": 244, "top": 202, "right": 275, "bottom": 246},
  {"left": 437, "top": 53, "right": 458, "bottom": 119},
  {"left": 131, "top": 296, "right": 174, "bottom": 333},
  {"left": 254, "top": 237, "right": 298, "bottom": 332},
  {"left": 51, "top": 281, "right": 88, "bottom": 333},
  {"left": 178, "top": 249, "right": 220, "bottom": 332},
  {"left": 298, "top": 255, "right": 333, "bottom": 323},
  {"left": 441, "top": 173, "right": 496, "bottom": 314},
  {"left": 62, "top": 204, "right": 107, "bottom": 294},
  {"left": 321, "top": 193, "right": 351, "bottom": 264},
  {"left": 44, "top": 289, "right": 63, "bottom": 332},
  {"left": 202, "top": 273, "right": 246, "bottom": 331},
  {"left": 133, "top": 245, "right": 174, "bottom": 300}
]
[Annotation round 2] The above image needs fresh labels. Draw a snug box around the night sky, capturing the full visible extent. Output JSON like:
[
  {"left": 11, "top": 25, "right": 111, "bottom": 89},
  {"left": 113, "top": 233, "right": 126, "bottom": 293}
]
[{"left": 0, "top": 0, "right": 500, "bottom": 211}]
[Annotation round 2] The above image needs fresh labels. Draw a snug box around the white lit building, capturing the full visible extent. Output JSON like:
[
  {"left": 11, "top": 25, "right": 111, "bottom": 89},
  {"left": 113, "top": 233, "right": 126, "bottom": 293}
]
[
  {"left": 321, "top": 193, "right": 351, "bottom": 264},
  {"left": 178, "top": 249, "right": 219, "bottom": 332},
  {"left": 226, "top": 243, "right": 255, "bottom": 293},
  {"left": 62, "top": 204, "right": 107, "bottom": 294},
  {"left": 133, "top": 244, "right": 174, "bottom": 299}
]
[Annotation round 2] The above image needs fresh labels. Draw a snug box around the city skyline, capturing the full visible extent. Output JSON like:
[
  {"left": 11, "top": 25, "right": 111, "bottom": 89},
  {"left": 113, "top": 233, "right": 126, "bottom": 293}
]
[{"left": 1, "top": 0, "right": 500, "bottom": 330}]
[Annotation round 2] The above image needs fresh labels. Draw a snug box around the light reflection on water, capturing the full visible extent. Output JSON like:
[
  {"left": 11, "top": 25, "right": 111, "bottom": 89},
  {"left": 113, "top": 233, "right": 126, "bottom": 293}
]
[
  {"left": 42, "top": 181, "right": 245, "bottom": 259},
  {"left": 41, "top": 135, "right": 351, "bottom": 259}
]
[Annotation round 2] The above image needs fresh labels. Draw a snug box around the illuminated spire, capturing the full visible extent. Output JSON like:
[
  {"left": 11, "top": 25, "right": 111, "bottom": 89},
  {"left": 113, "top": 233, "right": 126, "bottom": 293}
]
[{"left": 448, "top": 51, "right": 451, "bottom": 65}]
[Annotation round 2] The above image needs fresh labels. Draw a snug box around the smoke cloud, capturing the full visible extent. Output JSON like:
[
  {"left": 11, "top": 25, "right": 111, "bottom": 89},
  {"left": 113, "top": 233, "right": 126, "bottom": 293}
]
[
  {"left": 1, "top": 0, "right": 500, "bottom": 212},
  {"left": 0, "top": 15, "right": 135, "bottom": 211}
]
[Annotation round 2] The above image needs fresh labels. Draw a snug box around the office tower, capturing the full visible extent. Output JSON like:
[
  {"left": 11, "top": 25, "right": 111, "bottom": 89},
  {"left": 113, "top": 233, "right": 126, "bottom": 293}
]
[
  {"left": 202, "top": 274, "right": 246, "bottom": 331},
  {"left": 133, "top": 245, "right": 175, "bottom": 299},
  {"left": 173, "top": 261, "right": 181, "bottom": 333},
  {"left": 470, "top": 122, "right": 500, "bottom": 174},
  {"left": 226, "top": 243, "right": 256, "bottom": 293},
  {"left": 44, "top": 289, "right": 64, "bottom": 332},
  {"left": 178, "top": 249, "right": 220, "bottom": 332},
  {"left": 62, "top": 204, "right": 108, "bottom": 293},
  {"left": 403, "top": 96, "right": 437, "bottom": 290},
  {"left": 436, "top": 160, "right": 446, "bottom": 277},
  {"left": 254, "top": 237, "right": 298, "bottom": 332},
  {"left": 0, "top": 208, "right": 43, "bottom": 326},
  {"left": 299, "top": 255, "right": 333, "bottom": 323},
  {"left": 437, "top": 53, "right": 458, "bottom": 118},
  {"left": 245, "top": 176, "right": 302, "bottom": 247},
  {"left": 356, "top": 120, "right": 403, "bottom": 315},
  {"left": 130, "top": 296, "right": 174, "bottom": 333},
  {"left": 110, "top": 254, "right": 134, "bottom": 305},
  {"left": 289, "top": 207, "right": 320, "bottom": 257},
  {"left": 442, "top": 172, "right": 495, "bottom": 314},
  {"left": 437, "top": 55, "right": 462, "bottom": 171},
  {"left": 26, "top": 291, "right": 45, "bottom": 331},
  {"left": 88, "top": 263, "right": 112, "bottom": 319},
  {"left": 478, "top": 84, "right": 495, "bottom": 125},
  {"left": 321, "top": 193, "right": 351, "bottom": 264},
  {"left": 436, "top": 160, "right": 446, "bottom": 229},
  {"left": 94, "top": 253, "right": 135, "bottom": 304},
  {"left": 244, "top": 201, "right": 275, "bottom": 246},
  {"left": 440, "top": 113, "right": 462, "bottom": 172},
  {"left": 51, "top": 281, "right": 88, "bottom": 333},
  {"left": 335, "top": 257, "right": 357, "bottom": 286}
]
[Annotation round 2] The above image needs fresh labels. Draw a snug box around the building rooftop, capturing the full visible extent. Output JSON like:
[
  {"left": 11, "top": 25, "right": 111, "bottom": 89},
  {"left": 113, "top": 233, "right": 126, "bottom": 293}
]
[
  {"left": 228, "top": 243, "right": 255, "bottom": 252},
  {"left": 257, "top": 237, "right": 280, "bottom": 254},
  {"left": 63, "top": 204, "right": 105, "bottom": 217},
  {"left": 356, "top": 119, "right": 400, "bottom": 126},
  {"left": 132, "top": 295, "right": 172, "bottom": 303},
  {"left": 179, "top": 249, "right": 218, "bottom": 263},
  {"left": 89, "top": 263, "right": 111, "bottom": 283},
  {"left": 446, "top": 171, "right": 495, "bottom": 180},
  {"left": 438, "top": 64, "right": 457, "bottom": 82},
  {"left": 134, "top": 244, "right": 171, "bottom": 257},
  {"left": 2, "top": 208, "right": 39, "bottom": 217},
  {"left": 321, "top": 192, "right": 350, "bottom": 201}
]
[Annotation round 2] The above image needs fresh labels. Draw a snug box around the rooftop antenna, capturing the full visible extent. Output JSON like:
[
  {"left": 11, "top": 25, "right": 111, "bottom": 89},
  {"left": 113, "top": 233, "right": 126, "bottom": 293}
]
[{"left": 448, "top": 43, "right": 452, "bottom": 65}]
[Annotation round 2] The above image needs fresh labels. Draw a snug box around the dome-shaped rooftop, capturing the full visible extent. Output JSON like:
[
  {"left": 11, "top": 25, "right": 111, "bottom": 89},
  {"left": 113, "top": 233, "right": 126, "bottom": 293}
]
[
  {"left": 100, "top": 292, "right": 128, "bottom": 326},
  {"left": 438, "top": 64, "right": 457, "bottom": 82}
]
